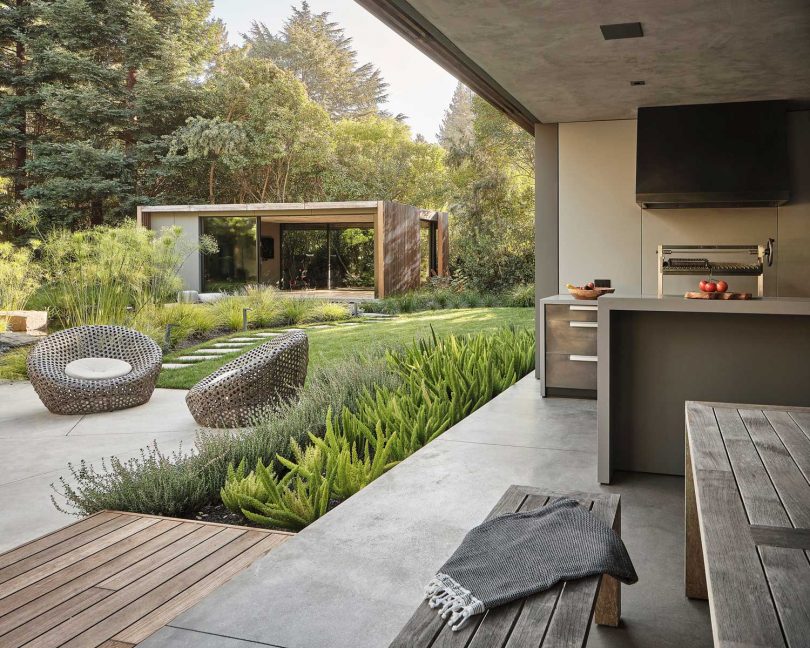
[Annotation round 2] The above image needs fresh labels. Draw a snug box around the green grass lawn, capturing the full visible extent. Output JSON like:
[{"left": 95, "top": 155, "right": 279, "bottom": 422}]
[{"left": 157, "top": 307, "right": 535, "bottom": 390}]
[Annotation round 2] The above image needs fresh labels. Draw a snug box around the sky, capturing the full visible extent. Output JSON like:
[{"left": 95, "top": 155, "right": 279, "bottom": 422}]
[{"left": 211, "top": 0, "right": 458, "bottom": 142}]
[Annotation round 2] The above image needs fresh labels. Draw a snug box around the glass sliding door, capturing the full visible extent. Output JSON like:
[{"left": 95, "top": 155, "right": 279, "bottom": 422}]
[
  {"left": 280, "top": 224, "right": 375, "bottom": 291},
  {"left": 201, "top": 217, "right": 258, "bottom": 292}
]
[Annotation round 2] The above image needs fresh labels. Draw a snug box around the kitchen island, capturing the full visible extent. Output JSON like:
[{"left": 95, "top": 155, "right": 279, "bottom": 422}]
[{"left": 593, "top": 295, "right": 810, "bottom": 482}]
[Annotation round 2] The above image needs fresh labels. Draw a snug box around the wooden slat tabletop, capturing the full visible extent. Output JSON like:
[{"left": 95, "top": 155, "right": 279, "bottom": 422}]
[
  {"left": 686, "top": 402, "right": 810, "bottom": 648},
  {"left": 389, "top": 485, "right": 621, "bottom": 648},
  {"left": 0, "top": 511, "right": 291, "bottom": 648}
]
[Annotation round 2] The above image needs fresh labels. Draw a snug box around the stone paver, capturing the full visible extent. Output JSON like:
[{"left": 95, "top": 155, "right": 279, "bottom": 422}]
[
  {"left": 161, "top": 363, "right": 187, "bottom": 369},
  {"left": 191, "top": 348, "right": 235, "bottom": 355},
  {"left": 176, "top": 355, "right": 220, "bottom": 362},
  {"left": 211, "top": 342, "right": 254, "bottom": 348},
  {"left": 227, "top": 337, "right": 257, "bottom": 342},
  {"left": 0, "top": 382, "right": 201, "bottom": 552},
  {"left": 253, "top": 332, "right": 280, "bottom": 337}
]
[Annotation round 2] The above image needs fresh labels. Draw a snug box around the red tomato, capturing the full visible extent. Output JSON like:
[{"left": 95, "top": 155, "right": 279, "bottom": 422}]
[
  {"left": 699, "top": 280, "right": 708, "bottom": 292},
  {"left": 705, "top": 281, "right": 717, "bottom": 293},
  {"left": 716, "top": 280, "right": 728, "bottom": 293}
]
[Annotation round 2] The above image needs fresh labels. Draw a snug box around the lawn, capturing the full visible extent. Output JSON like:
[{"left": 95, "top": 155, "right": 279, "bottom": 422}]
[{"left": 157, "top": 307, "right": 534, "bottom": 389}]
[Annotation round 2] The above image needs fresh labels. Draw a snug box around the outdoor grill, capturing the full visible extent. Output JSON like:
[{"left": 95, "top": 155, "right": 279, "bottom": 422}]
[{"left": 657, "top": 241, "right": 774, "bottom": 297}]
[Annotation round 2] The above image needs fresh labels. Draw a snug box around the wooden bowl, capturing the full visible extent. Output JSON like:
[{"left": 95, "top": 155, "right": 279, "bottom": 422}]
[{"left": 567, "top": 287, "right": 615, "bottom": 300}]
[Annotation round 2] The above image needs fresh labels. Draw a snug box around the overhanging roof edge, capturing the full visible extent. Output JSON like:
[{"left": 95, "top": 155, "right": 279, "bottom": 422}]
[{"left": 354, "top": 0, "right": 539, "bottom": 134}]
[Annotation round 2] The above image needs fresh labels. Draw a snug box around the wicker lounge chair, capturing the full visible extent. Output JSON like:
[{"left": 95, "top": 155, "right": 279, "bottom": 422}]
[
  {"left": 27, "top": 325, "right": 162, "bottom": 414},
  {"left": 186, "top": 330, "right": 308, "bottom": 428}
]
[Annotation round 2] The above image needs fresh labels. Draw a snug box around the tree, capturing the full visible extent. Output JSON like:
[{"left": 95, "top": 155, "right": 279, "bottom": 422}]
[
  {"left": 437, "top": 82, "right": 474, "bottom": 154},
  {"left": 445, "top": 95, "right": 535, "bottom": 291},
  {"left": 326, "top": 116, "right": 447, "bottom": 208},
  {"left": 244, "top": 2, "right": 388, "bottom": 119},
  {"left": 169, "top": 51, "right": 333, "bottom": 204},
  {"left": 5, "top": 0, "right": 223, "bottom": 229}
]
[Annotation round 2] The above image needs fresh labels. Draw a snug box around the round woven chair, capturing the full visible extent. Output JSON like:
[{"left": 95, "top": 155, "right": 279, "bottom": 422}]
[
  {"left": 27, "top": 325, "right": 162, "bottom": 415},
  {"left": 186, "top": 330, "right": 309, "bottom": 428}
]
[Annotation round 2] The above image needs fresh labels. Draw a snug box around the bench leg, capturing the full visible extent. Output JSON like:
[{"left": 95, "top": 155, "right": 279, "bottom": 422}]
[
  {"left": 685, "top": 435, "right": 708, "bottom": 599},
  {"left": 595, "top": 499, "right": 621, "bottom": 627}
]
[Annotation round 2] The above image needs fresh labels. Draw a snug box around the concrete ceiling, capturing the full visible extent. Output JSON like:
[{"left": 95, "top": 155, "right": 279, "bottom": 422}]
[{"left": 402, "top": 0, "right": 810, "bottom": 124}]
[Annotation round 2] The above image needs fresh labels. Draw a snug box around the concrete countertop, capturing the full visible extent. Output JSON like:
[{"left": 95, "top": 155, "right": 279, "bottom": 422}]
[{"left": 541, "top": 293, "right": 810, "bottom": 316}]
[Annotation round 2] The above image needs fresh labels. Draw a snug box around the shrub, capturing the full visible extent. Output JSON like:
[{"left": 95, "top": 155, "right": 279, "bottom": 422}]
[
  {"left": 0, "top": 242, "right": 41, "bottom": 329},
  {"left": 39, "top": 223, "right": 215, "bottom": 328},
  {"left": 53, "top": 355, "right": 400, "bottom": 517},
  {"left": 303, "top": 302, "right": 350, "bottom": 323},
  {"left": 0, "top": 347, "right": 30, "bottom": 381},
  {"left": 278, "top": 297, "right": 315, "bottom": 325},
  {"left": 210, "top": 295, "right": 250, "bottom": 331},
  {"left": 505, "top": 283, "right": 535, "bottom": 307},
  {"left": 362, "top": 284, "right": 535, "bottom": 314},
  {"left": 227, "top": 326, "right": 535, "bottom": 530},
  {"left": 134, "top": 302, "right": 217, "bottom": 347}
]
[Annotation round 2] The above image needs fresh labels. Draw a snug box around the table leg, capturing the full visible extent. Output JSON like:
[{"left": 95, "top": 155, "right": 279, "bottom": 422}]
[
  {"left": 685, "top": 433, "right": 708, "bottom": 599},
  {"left": 595, "top": 499, "right": 621, "bottom": 626}
]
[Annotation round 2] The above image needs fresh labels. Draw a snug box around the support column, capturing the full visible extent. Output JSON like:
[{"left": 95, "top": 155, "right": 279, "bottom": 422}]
[{"left": 535, "top": 123, "right": 559, "bottom": 377}]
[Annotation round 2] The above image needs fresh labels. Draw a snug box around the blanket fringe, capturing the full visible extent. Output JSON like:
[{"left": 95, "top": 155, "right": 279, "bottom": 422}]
[{"left": 424, "top": 572, "right": 485, "bottom": 631}]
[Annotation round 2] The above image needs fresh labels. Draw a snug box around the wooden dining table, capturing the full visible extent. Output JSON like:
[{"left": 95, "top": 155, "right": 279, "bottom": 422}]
[{"left": 685, "top": 401, "right": 810, "bottom": 648}]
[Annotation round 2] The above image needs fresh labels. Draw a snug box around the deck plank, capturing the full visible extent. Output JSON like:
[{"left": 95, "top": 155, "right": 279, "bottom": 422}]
[
  {"left": 0, "top": 512, "right": 287, "bottom": 648},
  {"left": 0, "top": 512, "right": 120, "bottom": 570},
  {"left": 0, "top": 515, "right": 135, "bottom": 585},
  {"left": 59, "top": 531, "right": 271, "bottom": 648},
  {"left": 113, "top": 533, "right": 288, "bottom": 644},
  {"left": 0, "top": 516, "right": 159, "bottom": 598},
  {"left": 0, "top": 520, "right": 188, "bottom": 629}
]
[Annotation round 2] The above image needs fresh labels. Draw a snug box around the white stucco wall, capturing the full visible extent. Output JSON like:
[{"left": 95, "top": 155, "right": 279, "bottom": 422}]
[
  {"left": 553, "top": 111, "right": 810, "bottom": 297},
  {"left": 148, "top": 214, "right": 201, "bottom": 292}
]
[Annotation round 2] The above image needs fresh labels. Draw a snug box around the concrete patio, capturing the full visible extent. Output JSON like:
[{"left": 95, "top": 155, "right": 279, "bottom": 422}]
[
  {"left": 139, "top": 374, "right": 712, "bottom": 648},
  {"left": 0, "top": 380, "right": 201, "bottom": 553}
]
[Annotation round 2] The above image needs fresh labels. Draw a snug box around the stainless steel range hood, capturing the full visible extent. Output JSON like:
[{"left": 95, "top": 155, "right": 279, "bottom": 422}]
[{"left": 636, "top": 101, "right": 790, "bottom": 209}]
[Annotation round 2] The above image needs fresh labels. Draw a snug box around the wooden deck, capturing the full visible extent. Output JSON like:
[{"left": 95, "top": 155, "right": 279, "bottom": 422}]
[{"left": 0, "top": 510, "right": 291, "bottom": 647}]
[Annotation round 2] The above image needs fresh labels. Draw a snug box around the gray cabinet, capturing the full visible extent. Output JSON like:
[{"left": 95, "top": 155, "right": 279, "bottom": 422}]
[{"left": 541, "top": 300, "right": 598, "bottom": 398}]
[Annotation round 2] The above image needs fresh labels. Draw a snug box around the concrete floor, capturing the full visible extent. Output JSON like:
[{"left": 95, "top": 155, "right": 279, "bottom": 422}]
[
  {"left": 140, "top": 375, "right": 712, "bottom": 648},
  {"left": 0, "top": 380, "right": 201, "bottom": 552}
]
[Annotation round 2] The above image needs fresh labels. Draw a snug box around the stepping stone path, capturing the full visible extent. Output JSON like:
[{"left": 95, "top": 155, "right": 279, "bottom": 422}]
[
  {"left": 191, "top": 348, "right": 236, "bottom": 355},
  {"left": 211, "top": 342, "right": 254, "bottom": 348},
  {"left": 228, "top": 337, "right": 258, "bottom": 342},
  {"left": 161, "top": 363, "right": 187, "bottom": 370},
  {"left": 176, "top": 355, "right": 220, "bottom": 362}
]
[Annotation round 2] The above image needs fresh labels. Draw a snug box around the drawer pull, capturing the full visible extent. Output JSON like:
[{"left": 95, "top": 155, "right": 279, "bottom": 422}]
[
  {"left": 569, "top": 305, "right": 598, "bottom": 311},
  {"left": 569, "top": 321, "right": 597, "bottom": 328},
  {"left": 570, "top": 355, "right": 598, "bottom": 363}
]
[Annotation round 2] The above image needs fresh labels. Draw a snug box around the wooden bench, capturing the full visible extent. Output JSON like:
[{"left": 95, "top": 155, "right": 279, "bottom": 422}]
[
  {"left": 389, "top": 485, "right": 622, "bottom": 648},
  {"left": 685, "top": 401, "right": 810, "bottom": 648}
]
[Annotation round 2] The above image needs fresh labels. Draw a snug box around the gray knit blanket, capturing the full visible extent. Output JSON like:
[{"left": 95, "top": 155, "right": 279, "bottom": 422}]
[{"left": 424, "top": 497, "right": 638, "bottom": 631}]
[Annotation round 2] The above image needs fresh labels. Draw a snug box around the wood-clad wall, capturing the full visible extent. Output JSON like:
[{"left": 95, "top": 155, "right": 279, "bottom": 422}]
[
  {"left": 437, "top": 211, "right": 449, "bottom": 277},
  {"left": 379, "top": 201, "right": 421, "bottom": 297}
]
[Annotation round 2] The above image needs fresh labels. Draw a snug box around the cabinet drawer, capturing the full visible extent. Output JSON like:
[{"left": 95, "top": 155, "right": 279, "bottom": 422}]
[
  {"left": 545, "top": 303, "right": 598, "bottom": 322},
  {"left": 545, "top": 319, "right": 597, "bottom": 355},
  {"left": 545, "top": 353, "right": 597, "bottom": 390}
]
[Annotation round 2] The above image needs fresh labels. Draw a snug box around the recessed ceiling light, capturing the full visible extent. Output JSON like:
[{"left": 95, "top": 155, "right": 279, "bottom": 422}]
[
  {"left": 600, "top": 22, "right": 644, "bottom": 40},
  {"left": 630, "top": 80, "right": 646, "bottom": 86}
]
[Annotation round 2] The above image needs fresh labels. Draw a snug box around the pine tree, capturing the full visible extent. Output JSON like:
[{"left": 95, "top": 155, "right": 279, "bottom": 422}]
[
  {"left": 0, "top": 0, "right": 45, "bottom": 203},
  {"left": 437, "top": 82, "right": 474, "bottom": 154},
  {"left": 7, "top": 0, "right": 223, "bottom": 228},
  {"left": 244, "top": 2, "right": 388, "bottom": 119}
]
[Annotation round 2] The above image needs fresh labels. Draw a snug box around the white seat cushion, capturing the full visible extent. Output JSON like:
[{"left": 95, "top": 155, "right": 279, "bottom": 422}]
[{"left": 65, "top": 357, "right": 133, "bottom": 380}]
